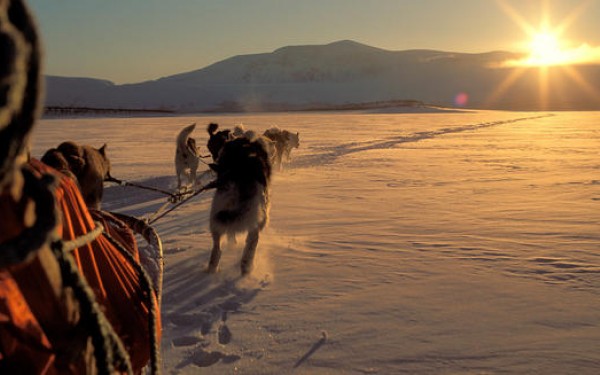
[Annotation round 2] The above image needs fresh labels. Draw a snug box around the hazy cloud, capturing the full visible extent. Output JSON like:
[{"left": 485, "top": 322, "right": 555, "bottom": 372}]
[{"left": 503, "top": 43, "right": 600, "bottom": 67}]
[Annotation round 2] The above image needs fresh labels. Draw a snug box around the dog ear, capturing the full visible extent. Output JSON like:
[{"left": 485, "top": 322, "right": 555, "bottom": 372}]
[
  {"left": 207, "top": 123, "right": 219, "bottom": 135},
  {"left": 98, "top": 143, "right": 107, "bottom": 156}
]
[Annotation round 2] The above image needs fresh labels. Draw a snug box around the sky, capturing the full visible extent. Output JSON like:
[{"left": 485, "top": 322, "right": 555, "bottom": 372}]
[{"left": 27, "top": 0, "right": 600, "bottom": 84}]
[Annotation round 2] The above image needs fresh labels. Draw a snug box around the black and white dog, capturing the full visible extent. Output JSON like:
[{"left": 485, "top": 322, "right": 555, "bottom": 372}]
[
  {"left": 207, "top": 131, "right": 272, "bottom": 275},
  {"left": 206, "top": 123, "right": 233, "bottom": 162}
]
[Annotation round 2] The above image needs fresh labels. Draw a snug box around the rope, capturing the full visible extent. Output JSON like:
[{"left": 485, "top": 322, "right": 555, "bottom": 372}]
[
  {"left": 60, "top": 222, "right": 104, "bottom": 252},
  {"left": 145, "top": 199, "right": 176, "bottom": 225},
  {"left": 106, "top": 175, "right": 182, "bottom": 202},
  {"left": 146, "top": 180, "right": 218, "bottom": 225},
  {"left": 198, "top": 154, "right": 212, "bottom": 165}
]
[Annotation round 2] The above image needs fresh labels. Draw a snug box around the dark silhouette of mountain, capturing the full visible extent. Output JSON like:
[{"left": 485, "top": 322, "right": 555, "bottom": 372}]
[{"left": 44, "top": 40, "right": 600, "bottom": 112}]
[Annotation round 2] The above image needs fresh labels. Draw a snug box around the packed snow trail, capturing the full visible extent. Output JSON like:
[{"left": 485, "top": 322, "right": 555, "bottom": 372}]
[{"left": 294, "top": 114, "right": 553, "bottom": 168}]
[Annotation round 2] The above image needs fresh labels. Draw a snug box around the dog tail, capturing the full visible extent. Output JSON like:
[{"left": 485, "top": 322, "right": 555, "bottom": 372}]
[
  {"left": 207, "top": 122, "right": 219, "bottom": 135},
  {"left": 177, "top": 123, "right": 196, "bottom": 145}
]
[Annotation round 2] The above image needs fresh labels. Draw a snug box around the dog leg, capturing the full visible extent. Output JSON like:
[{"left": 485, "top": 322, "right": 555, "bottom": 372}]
[
  {"left": 240, "top": 228, "right": 260, "bottom": 275},
  {"left": 190, "top": 166, "right": 197, "bottom": 188},
  {"left": 207, "top": 231, "right": 222, "bottom": 273},
  {"left": 277, "top": 148, "right": 284, "bottom": 171},
  {"left": 285, "top": 147, "right": 292, "bottom": 163}
]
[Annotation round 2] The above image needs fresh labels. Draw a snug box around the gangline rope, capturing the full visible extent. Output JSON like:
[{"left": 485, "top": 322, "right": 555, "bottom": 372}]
[{"left": 105, "top": 172, "right": 218, "bottom": 225}]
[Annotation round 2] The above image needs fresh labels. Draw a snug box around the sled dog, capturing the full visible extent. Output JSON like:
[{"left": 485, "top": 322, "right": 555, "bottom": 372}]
[
  {"left": 175, "top": 123, "right": 200, "bottom": 190},
  {"left": 41, "top": 141, "right": 111, "bottom": 209},
  {"left": 263, "top": 126, "right": 300, "bottom": 170},
  {"left": 207, "top": 131, "right": 272, "bottom": 275}
]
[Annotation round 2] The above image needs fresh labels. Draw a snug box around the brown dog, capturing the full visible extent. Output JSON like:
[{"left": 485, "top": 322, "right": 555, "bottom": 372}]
[{"left": 42, "top": 141, "right": 111, "bottom": 209}]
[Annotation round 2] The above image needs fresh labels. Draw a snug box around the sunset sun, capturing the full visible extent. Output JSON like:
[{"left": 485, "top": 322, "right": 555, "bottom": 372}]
[
  {"left": 488, "top": 0, "right": 600, "bottom": 109},
  {"left": 526, "top": 31, "right": 568, "bottom": 66},
  {"left": 497, "top": 0, "right": 600, "bottom": 68}
]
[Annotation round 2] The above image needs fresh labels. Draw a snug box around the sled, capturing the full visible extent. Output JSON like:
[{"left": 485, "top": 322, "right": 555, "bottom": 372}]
[{"left": 0, "top": 160, "right": 162, "bottom": 374}]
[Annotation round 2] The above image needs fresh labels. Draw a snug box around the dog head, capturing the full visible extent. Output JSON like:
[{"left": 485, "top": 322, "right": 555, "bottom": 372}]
[
  {"left": 286, "top": 131, "right": 300, "bottom": 149},
  {"left": 42, "top": 141, "right": 111, "bottom": 209},
  {"left": 91, "top": 144, "right": 111, "bottom": 180},
  {"left": 207, "top": 123, "right": 233, "bottom": 161},
  {"left": 210, "top": 134, "right": 272, "bottom": 188},
  {"left": 42, "top": 141, "right": 84, "bottom": 178}
]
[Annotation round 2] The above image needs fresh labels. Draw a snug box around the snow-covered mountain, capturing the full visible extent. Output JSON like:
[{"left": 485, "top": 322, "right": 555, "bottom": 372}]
[{"left": 44, "top": 40, "right": 600, "bottom": 111}]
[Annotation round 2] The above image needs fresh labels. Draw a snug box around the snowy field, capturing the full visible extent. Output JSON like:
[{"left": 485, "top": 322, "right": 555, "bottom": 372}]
[{"left": 31, "top": 110, "right": 600, "bottom": 374}]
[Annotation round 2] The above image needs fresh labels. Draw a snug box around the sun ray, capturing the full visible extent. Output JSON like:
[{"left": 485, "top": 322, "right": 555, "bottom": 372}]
[
  {"left": 484, "top": 66, "right": 527, "bottom": 108},
  {"left": 498, "top": 0, "right": 590, "bottom": 41},
  {"left": 553, "top": 0, "right": 590, "bottom": 38},
  {"left": 495, "top": 0, "right": 537, "bottom": 36},
  {"left": 492, "top": 0, "right": 599, "bottom": 110},
  {"left": 561, "top": 65, "right": 600, "bottom": 102},
  {"left": 498, "top": 0, "right": 597, "bottom": 68},
  {"left": 538, "top": 66, "right": 549, "bottom": 110},
  {"left": 540, "top": 0, "right": 551, "bottom": 31}
]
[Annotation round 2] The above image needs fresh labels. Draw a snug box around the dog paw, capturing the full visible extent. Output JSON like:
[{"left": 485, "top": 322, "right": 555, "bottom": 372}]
[
  {"left": 240, "top": 268, "right": 252, "bottom": 276},
  {"left": 240, "top": 261, "right": 253, "bottom": 276}
]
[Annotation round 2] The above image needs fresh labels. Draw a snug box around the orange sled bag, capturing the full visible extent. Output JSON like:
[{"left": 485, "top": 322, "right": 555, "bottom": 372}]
[{"left": 0, "top": 160, "right": 161, "bottom": 374}]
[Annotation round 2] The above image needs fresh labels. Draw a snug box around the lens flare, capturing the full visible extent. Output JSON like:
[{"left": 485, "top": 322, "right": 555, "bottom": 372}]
[{"left": 454, "top": 92, "right": 469, "bottom": 107}]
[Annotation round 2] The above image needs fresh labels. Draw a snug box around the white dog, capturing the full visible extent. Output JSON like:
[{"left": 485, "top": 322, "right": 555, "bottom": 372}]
[
  {"left": 175, "top": 123, "right": 200, "bottom": 190},
  {"left": 207, "top": 131, "right": 272, "bottom": 275},
  {"left": 263, "top": 126, "right": 300, "bottom": 170}
]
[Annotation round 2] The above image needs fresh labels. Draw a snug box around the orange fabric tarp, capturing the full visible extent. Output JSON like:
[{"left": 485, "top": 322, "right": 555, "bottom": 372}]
[{"left": 0, "top": 159, "right": 160, "bottom": 373}]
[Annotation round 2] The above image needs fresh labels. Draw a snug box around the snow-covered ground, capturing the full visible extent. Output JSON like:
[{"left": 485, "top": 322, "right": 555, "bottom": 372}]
[{"left": 31, "top": 110, "right": 600, "bottom": 374}]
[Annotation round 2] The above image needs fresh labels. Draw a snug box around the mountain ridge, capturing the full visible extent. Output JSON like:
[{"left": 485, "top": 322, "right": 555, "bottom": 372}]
[{"left": 44, "top": 40, "right": 600, "bottom": 112}]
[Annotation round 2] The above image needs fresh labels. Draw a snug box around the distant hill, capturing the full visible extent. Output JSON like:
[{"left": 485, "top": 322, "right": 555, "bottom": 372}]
[{"left": 44, "top": 40, "right": 600, "bottom": 112}]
